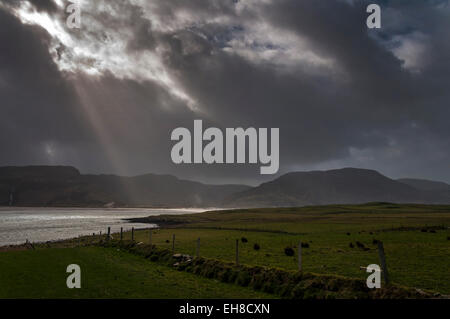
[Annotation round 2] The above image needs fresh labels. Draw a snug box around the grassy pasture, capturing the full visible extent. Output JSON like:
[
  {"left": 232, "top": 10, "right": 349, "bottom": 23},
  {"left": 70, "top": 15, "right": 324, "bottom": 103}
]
[
  {"left": 0, "top": 247, "right": 272, "bottom": 298},
  {"left": 123, "top": 203, "right": 450, "bottom": 294},
  {"left": 0, "top": 203, "right": 448, "bottom": 298}
]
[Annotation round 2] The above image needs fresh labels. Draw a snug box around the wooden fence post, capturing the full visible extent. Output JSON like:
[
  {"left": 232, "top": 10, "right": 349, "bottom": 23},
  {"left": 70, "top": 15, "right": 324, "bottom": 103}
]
[
  {"left": 377, "top": 241, "right": 389, "bottom": 284},
  {"left": 298, "top": 241, "right": 302, "bottom": 271},
  {"left": 120, "top": 227, "right": 123, "bottom": 241},
  {"left": 196, "top": 238, "right": 200, "bottom": 258},
  {"left": 149, "top": 229, "right": 152, "bottom": 248},
  {"left": 235, "top": 239, "right": 239, "bottom": 265},
  {"left": 131, "top": 227, "right": 134, "bottom": 242},
  {"left": 107, "top": 227, "right": 111, "bottom": 241},
  {"left": 172, "top": 234, "right": 175, "bottom": 254}
]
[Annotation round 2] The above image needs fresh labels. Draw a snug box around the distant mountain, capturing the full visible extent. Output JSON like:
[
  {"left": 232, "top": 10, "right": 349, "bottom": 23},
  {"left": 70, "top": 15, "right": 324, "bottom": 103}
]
[
  {"left": 1, "top": 166, "right": 449, "bottom": 208},
  {"left": 225, "top": 168, "right": 450, "bottom": 208},
  {"left": 0, "top": 166, "right": 250, "bottom": 207},
  {"left": 397, "top": 178, "right": 450, "bottom": 203},
  {"left": 397, "top": 178, "right": 450, "bottom": 192}
]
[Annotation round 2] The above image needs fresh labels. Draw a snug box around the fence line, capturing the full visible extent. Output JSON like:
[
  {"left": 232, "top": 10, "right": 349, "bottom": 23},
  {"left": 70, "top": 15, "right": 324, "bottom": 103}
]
[
  {"left": 298, "top": 241, "right": 302, "bottom": 271},
  {"left": 92, "top": 226, "right": 402, "bottom": 287},
  {"left": 235, "top": 239, "right": 239, "bottom": 265}
]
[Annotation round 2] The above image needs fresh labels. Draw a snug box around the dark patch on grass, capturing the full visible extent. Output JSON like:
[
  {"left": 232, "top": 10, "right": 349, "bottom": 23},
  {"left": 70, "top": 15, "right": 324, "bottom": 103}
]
[
  {"left": 380, "top": 226, "right": 446, "bottom": 233},
  {"left": 253, "top": 243, "right": 260, "bottom": 250},
  {"left": 241, "top": 237, "right": 248, "bottom": 243},
  {"left": 284, "top": 247, "right": 295, "bottom": 256}
]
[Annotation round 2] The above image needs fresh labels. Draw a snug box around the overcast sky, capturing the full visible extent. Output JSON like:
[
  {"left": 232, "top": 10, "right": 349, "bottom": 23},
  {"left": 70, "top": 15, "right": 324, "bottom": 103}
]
[{"left": 0, "top": 0, "right": 449, "bottom": 185}]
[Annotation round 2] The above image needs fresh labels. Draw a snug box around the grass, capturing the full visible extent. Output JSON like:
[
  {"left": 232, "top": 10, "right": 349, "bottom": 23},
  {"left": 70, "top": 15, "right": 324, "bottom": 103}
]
[
  {"left": 123, "top": 203, "right": 450, "bottom": 294},
  {"left": 1, "top": 203, "right": 449, "bottom": 298},
  {"left": 103, "top": 241, "right": 433, "bottom": 299},
  {"left": 0, "top": 246, "right": 272, "bottom": 298}
]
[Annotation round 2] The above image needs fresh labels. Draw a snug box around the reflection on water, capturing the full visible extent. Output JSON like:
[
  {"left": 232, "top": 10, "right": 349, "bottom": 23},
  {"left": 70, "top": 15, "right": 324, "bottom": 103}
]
[{"left": 0, "top": 207, "right": 207, "bottom": 246}]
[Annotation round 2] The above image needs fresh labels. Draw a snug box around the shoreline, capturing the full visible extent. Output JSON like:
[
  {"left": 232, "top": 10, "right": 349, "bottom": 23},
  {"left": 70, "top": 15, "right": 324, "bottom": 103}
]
[
  {"left": 0, "top": 207, "right": 210, "bottom": 247},
  {"left": 0, "top": 206, "right": 221, "bottom": 211}
]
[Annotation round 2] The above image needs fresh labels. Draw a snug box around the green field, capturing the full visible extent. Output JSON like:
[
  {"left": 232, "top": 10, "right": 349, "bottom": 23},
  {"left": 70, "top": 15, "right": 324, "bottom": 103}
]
[
  {"left": 1, "top": 203, "right": 449, "bottom": 298},
  {"left": 0, "top": 247, "right": 272, "bottom": 298},
  {"left": 123, "top": 203, "right": 450, "bottom": 294}
]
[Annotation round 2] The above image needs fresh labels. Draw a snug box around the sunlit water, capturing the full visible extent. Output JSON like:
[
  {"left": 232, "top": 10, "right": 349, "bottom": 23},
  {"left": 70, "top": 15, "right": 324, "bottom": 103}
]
[{"left": 0, "top": 207, "right": 208, "bottom": 246}]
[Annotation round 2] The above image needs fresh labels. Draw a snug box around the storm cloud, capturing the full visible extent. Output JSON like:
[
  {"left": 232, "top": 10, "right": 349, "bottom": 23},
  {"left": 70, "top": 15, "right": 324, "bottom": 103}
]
[{"left": 0, "top": 0, "right": 449, "bottom": 185}]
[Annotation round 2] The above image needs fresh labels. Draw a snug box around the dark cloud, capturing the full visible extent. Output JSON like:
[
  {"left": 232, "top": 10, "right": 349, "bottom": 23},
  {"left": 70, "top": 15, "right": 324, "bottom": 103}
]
[
  {"left": 0, "top": 0, "right": 449, "bottom": 185},
  {"left": 0, "top": 7, "right": 93, "bottom": 164},
  {"left": 31, "top": 0, "right": 58, "bottom": 13}
]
